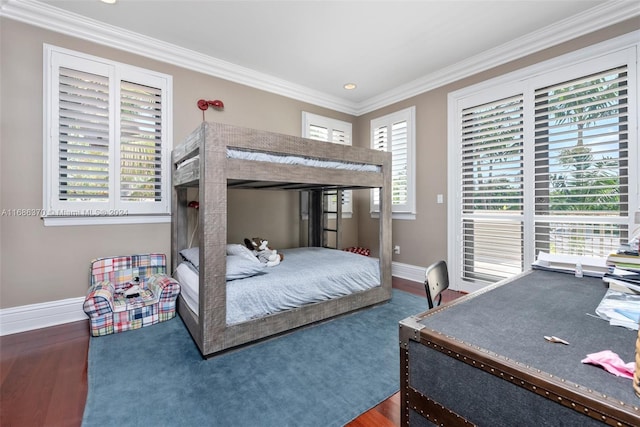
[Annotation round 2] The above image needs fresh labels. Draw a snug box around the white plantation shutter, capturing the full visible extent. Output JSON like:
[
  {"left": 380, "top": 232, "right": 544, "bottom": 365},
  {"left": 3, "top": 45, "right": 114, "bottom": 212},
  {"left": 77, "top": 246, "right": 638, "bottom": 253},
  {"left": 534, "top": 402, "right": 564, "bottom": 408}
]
[
  {"left": 331, "top": 127, "right": 350, "bottom": 145},
  {"left": 308, "top": 124, "right": 329, "bottom": 142},
  {"left": 308, "top": 123, "right": 351, "bottom": 145},
  {"left": 460, "top": 95, "right": 525, "bottom": 284},
  {"left": 371, "top": 126, "right": 387, "bottom": 207},
  {"left": 370, "top": 106, "right": 416, "bottom": 216},
  {"left": 119, "top": 80, "right": 163, "bottom": 203},
  {"left": 302, "top": 113, "right": 353, "bottom": 216},
  {"left": 58, "top": 66, "right": 111, "bottom": 202},
  {"left": 450, "top": 46, "right": 637, "bottom": 291},
  {"left": 44, "top": 45, "right": 171, "bottom": 223},
  {"left": 391, "top": 121, "right": 409, "bottom": 205},
  {"left": 533, "top": 66, "right": 629, "bottom": 257}
]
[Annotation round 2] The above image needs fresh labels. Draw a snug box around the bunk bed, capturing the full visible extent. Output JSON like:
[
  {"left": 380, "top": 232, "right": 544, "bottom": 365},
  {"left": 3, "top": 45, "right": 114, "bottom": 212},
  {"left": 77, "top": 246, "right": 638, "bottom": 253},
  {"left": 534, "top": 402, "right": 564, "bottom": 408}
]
[{"left": 172, "top": 122, "right": 392, "bottom": 357}]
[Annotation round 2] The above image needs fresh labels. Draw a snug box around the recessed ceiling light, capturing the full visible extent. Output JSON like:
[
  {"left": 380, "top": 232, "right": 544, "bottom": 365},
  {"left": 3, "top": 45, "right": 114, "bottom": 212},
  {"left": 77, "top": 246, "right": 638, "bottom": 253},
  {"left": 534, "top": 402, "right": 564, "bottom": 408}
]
[
  {"left": 343, "top": 83, "right": 357, "bottom": 90},
  {"left": 101, "top": 0, "right": 117, "bottom": 4}
]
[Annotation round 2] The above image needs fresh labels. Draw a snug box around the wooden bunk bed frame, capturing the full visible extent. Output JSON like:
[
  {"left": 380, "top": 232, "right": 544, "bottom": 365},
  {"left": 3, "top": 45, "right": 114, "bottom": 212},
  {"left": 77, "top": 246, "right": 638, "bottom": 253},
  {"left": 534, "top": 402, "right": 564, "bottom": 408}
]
[{"left": 172, "top": 122, "right": 392, "bottom": 357}]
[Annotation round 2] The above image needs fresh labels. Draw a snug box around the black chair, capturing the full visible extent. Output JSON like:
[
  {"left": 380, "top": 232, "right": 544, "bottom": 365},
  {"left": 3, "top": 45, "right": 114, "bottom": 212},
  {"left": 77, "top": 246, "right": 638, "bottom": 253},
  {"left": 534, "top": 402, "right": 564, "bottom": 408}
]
[{"left": 424, "top": 260, "right": 449, "bottom": 309}]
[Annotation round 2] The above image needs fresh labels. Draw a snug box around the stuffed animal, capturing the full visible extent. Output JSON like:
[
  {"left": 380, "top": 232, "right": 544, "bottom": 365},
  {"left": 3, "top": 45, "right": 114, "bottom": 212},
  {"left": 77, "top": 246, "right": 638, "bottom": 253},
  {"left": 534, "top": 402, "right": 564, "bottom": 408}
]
[{"left": 244, "top": 237, "right": 284, "bottom": 267}]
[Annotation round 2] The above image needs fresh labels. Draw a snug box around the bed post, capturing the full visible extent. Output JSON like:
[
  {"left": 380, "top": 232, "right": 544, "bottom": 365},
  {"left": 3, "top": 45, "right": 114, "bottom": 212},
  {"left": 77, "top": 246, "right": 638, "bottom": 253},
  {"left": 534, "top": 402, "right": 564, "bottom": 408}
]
[
  {"left": 379, "top": 154, "right": 393, "bottom": 292},
  {"left": 199, "top": 122, "right": 228, "bottom": 355}
]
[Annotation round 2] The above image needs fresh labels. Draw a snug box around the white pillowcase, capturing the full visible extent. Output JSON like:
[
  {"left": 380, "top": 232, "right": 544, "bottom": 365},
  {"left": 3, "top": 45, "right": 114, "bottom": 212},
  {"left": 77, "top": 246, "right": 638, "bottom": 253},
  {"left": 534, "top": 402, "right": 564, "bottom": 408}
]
[
  {"left": 226, "top": 244, "right": 261, "bottom": 264},
  {"left": 179, "top": 247, "right": 200, "bottom": 270},
  {"left": 180, "top": 246, "right": 265, "bottom": 281},
  {"left": 226, "top": 255, "right": 266, "bottom": 281}
]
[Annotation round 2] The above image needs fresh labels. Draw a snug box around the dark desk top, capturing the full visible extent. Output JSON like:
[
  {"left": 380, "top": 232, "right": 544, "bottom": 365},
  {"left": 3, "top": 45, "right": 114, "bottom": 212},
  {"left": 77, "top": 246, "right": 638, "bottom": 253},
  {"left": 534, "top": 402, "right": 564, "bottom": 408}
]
[{"left": 417, "top": 269, "right": 639, "bottom": 405}]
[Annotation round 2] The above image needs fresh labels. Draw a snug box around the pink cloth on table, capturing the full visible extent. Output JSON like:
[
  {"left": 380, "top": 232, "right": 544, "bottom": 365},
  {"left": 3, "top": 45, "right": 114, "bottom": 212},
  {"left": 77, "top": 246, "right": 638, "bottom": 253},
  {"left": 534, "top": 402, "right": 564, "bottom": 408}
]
[{"left": 581, "top": 350, "right": 635, "bottom": 379}]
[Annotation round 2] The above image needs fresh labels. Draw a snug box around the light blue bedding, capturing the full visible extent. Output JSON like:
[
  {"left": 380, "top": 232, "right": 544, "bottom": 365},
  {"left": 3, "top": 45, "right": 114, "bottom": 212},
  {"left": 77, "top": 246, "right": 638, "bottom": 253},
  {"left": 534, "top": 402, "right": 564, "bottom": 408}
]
[
  {"left": 227, "top": 247, "right": 380, "bottom": 325},
  {"left": 227, "top": 148, "right": 381, "bottom": 172}
]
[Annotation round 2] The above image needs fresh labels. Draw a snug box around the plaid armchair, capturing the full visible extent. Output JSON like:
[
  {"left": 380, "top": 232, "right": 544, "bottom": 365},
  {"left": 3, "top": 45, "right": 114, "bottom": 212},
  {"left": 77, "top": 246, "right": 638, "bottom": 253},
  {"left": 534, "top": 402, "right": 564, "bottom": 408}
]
[{"left": 83, "top": 253, "right": 180, "bottom": 336}]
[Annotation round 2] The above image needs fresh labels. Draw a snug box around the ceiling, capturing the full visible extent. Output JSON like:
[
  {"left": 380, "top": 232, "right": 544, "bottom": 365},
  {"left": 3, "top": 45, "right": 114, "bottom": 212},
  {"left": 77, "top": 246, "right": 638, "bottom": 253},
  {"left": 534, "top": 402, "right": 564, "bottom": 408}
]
[{"left": 7, "top": 0, "right": 637, "bottom": 114}]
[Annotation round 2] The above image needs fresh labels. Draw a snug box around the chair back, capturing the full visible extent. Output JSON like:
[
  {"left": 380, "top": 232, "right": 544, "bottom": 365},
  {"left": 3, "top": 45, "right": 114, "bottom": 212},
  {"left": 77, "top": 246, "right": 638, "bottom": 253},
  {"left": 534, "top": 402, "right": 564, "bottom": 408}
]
[
  {"left": 425, "top": 260, "right": 449, "bottom": 309},
  {"left": 90, "top": 253, "right": 167, "bottom": 291}
]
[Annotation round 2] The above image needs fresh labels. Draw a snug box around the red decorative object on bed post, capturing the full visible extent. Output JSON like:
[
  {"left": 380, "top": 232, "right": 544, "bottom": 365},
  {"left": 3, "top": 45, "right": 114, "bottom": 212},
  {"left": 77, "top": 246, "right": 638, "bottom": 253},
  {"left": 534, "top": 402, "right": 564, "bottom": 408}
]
[{"left": 197, "top": 99, "right": 224, "bottom": 120}]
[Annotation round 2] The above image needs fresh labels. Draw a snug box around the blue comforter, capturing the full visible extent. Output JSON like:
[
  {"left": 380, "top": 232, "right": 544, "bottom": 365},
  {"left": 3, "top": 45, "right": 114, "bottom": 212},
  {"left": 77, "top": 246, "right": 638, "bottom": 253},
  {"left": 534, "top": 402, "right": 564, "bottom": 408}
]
[{"left": 226, "top": 247, "right": 380, "bottom": 325}]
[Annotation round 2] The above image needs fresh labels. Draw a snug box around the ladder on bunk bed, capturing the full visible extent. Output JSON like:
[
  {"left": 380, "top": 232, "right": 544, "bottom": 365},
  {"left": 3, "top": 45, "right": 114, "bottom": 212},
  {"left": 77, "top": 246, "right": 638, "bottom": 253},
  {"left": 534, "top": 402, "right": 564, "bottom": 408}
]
[{"left": 308, "top": 189, "right": 342, "bottom": 250}]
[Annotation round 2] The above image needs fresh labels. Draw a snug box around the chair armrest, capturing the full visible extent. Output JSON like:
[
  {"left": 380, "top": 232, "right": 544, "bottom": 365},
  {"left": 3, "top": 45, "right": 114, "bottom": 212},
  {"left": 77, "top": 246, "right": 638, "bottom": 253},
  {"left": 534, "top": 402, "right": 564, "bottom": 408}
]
[
  {"left": 83, "top": 280, "right": 115, "bottom": 317},
  {"left": 146, "top": 273, "right": 180, "bottom": 302}
]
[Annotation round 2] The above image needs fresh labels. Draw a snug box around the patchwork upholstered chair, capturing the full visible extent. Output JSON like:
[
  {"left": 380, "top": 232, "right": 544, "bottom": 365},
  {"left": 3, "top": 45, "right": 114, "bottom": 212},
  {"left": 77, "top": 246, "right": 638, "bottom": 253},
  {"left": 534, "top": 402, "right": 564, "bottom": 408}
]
[{"left": 83, "top": 253, "right": 180, "bottom": 336}]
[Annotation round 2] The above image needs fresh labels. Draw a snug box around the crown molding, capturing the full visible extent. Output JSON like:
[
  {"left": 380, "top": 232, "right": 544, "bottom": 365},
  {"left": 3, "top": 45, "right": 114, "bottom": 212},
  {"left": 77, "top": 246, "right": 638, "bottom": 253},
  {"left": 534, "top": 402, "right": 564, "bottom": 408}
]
[
  {"left": 0, "top": 0, "right": 360, "bottom": 115},
  {"left": 1, "top": 0, "right": 638, "bottom": 117},
  {"left": 356, "top": 0, "right": 640, "bottom": 115}
]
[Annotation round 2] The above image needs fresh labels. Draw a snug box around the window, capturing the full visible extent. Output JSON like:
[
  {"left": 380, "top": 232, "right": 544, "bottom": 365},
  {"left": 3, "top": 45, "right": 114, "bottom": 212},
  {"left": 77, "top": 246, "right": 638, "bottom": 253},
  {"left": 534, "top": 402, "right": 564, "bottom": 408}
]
[
  {"left": 458, "top": 95, "right": 525, "bottom": 285},
  {"left": 43, "top": 45, "right": 172, "bottom": 226},
  {"left": 302, "top": 112, "right": 353, "bottom": 218},
  {"left": 533, "top": 66, "right": 630, "bottom": 258},
  {"left": 449, "top": 40, "right": 638, "bottom": 292},
  {"left": 370, "top": 106, "right": 416, "bottom": 219}
]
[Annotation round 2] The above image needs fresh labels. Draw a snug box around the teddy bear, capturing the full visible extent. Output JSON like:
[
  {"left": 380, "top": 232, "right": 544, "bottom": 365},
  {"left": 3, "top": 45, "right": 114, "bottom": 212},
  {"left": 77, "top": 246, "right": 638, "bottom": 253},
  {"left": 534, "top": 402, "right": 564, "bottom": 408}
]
[{"left": 244, "top": 237, "right": 284, "bottom": 267}]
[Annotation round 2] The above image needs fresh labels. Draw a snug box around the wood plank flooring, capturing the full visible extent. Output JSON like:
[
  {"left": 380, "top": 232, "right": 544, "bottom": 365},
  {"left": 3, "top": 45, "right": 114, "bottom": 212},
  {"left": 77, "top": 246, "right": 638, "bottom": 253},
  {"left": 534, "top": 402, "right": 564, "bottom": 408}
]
[
  {"left": 1, "top": 320, "right": 88, "bottom": 427},
  {"left": 0, "top": 277, "right": 463, "bottom": 426}
]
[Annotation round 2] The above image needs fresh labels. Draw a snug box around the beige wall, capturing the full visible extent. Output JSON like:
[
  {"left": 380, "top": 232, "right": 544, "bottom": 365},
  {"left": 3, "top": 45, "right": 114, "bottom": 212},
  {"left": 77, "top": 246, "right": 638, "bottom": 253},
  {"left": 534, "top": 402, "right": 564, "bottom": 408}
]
[
  {"left": 0, "top": 19, "right": 355, "bottom": 308},
  {"left": 354, "top": 18, "right": 640, "bottom": 269},
  {"left": 1, "top": 17, "right": 638, "bottom": 310}
]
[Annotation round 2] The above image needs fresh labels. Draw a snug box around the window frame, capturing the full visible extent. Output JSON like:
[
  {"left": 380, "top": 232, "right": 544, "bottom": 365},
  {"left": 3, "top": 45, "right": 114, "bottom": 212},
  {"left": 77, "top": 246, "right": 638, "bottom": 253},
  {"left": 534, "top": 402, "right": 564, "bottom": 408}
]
[
  {"left": 370, "top": 106, "right": 416, "bottom": 220},
  {"left": 448, "top": 33, "right": 639, "bottom": 293},
  {"left": 301, "top": 111, "right": 354, "bottom": 219},
  {"left": 43, "top": 44, "right": 173, "bottom": 226}
]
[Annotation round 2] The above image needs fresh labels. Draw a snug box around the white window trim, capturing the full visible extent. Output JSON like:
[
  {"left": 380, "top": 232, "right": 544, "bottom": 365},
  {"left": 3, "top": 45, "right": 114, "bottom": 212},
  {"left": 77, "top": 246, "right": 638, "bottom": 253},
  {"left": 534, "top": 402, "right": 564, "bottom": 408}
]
[
  {"left": 42, "top": 44, "right": 173, "bottom": 226},
  {"left": 301, "top": 111, "right": 353, "bottom": 219},
  {"left": 448, "top": 31, "right": 639, "bottom": 293},
  {"left": 370, "top": 106, "right": 416, "bottom": 220}
]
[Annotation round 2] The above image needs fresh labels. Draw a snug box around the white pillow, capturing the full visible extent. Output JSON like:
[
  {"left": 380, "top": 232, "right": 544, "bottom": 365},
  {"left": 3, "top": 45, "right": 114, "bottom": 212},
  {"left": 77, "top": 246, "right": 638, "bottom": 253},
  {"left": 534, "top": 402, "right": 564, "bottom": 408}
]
[
  {"left": 226, "top": 244, "right": 261, "bottom": 264},
  {"left": 180, "top": 247, "right": 265, "bottom": 280},
  {"left": 179, "top": 247, "right": 200, "bottom": 270},
  {"left": 226, "top": 255, "right": 266, "bottom": 280}
]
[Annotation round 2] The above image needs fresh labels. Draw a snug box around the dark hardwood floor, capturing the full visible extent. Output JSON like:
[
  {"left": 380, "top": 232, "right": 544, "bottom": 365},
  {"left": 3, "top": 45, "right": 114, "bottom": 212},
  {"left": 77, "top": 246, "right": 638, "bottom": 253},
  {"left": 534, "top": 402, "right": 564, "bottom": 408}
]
[
  {"left": 1, "top": 320, "right": 89, "bottom": 427},
  {"left": 0, "top": 277, "right": 463, "bottom": 426}
]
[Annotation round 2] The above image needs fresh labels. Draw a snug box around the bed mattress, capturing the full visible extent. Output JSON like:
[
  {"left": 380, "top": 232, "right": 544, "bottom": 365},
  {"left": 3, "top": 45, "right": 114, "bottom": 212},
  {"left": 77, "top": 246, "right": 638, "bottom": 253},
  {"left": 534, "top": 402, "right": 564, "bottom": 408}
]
[
  {"left": 176, "top": 149, "right": 381, "bottom": 173},
  {"left": 174, "top": 247, "right": 380, "bottom": 325}
]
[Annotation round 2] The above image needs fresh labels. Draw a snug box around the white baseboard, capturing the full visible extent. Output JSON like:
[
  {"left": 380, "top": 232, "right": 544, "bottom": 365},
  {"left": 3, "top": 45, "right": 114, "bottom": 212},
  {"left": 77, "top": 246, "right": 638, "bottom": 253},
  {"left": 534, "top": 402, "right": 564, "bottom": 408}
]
[
  {"left": 393, "top": 261, "right": 475, "bottom": 293},
  {"left": 0, "top": 262, "right": 425, "bottom": 337},
  {"left": 392, "top": 261, "right": 425, "bottom": 283},
  {"left": 0, "top": 297, "right": 86, "bottom": 336}
]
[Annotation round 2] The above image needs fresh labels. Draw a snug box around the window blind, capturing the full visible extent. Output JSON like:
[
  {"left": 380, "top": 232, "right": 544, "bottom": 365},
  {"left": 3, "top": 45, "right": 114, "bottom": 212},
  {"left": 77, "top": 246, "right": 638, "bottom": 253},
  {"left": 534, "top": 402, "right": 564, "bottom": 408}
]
[
  {"left": 371, "top": 125, "right": 388, "bottom": 207},
  {"left": 460, "top": 94, "right": 525, "bottom": 284},
  {"left": 44, "top": 45, "right": 171, "bottom": 223},
  {"left": 58, "top": 67, "right": 110, "bottom": 201},
  {"left": 372, "top": 120, "right": 410, "bottom": 207},
  {"left": 450, "top": 44, "right": 637, "bottom": 291},
  {"left": 309, "top": 124, "right": 351, "bottom": 146},
  {"left": 533, "top": 66, "right": 629, "bottom": 257},
  {"left": 308, "top": 124, "right": 329, "bottom": 142},
  {"left": 119, "top": 80, "right": 163, "bottom": 202},
  {"left": 391, "top": 121, "right": 409, "bottom": 206}
]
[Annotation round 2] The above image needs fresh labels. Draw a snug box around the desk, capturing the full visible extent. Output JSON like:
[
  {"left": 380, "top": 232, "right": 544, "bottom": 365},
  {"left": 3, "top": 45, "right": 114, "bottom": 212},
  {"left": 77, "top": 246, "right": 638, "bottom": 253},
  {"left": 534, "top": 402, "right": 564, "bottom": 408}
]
[{"left": 399, "top": 270, "right": 640, "bottom": 426}]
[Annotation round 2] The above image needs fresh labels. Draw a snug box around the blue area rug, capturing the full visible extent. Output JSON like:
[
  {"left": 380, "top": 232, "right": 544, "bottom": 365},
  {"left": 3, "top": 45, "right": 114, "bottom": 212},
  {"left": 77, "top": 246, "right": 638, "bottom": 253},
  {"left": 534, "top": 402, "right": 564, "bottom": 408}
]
[{"left": 82, "top": 290, "right": 426, "bottom": 426}]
